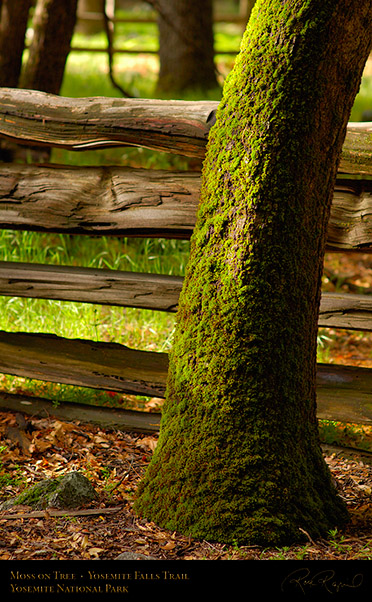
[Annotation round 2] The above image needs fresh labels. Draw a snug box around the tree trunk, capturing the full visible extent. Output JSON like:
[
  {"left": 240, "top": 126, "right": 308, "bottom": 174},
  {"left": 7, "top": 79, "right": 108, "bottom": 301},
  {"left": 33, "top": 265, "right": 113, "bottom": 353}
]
[
  {"left": 21, "top": 0, "right": 78, "bottom": 95},
  {"left": 239, "top": 0, "right": 256, "bottom": 31},
  {"left": 155, "top": 0, "right": 218, "bottom": 95},
  {"left": 135, "top": 0, "right": 372, "bottom": 546},
  {"left": 0, "top": 0, "right": 32, "bottom": 162},
  {"left": 0, "top": 0, "right": 31, "bottom": 88},
  {"left": 76, "top": 0, "right": 105, "bottom": 35}
]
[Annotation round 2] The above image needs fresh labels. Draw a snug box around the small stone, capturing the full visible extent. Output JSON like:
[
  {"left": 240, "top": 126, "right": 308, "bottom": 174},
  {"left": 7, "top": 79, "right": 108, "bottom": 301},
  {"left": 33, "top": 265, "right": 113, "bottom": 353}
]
[
  {"left": 115, "top": 551, "right": 156, "bottom": 560},
  {"left": 0, "top": 471, "right": 97, "bottom": 511},
  {"left": 47, "top": 472, "right": 97, "bottom": 509}
]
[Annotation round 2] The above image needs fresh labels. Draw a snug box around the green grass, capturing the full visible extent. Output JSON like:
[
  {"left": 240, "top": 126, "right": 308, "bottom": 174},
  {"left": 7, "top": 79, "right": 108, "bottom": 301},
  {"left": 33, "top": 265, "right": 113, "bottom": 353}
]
[
  {"left": 0, "top": 231, "right": 188, "bottom": 349},
  {"left": 350, "top": 75, "right": 372, "bottom": 121},
  {"left": 0, "top": 232, "right": 183, "bottom": 407},
  {"left": 0, "top": 446, "right": 26, "bottom": 493}
]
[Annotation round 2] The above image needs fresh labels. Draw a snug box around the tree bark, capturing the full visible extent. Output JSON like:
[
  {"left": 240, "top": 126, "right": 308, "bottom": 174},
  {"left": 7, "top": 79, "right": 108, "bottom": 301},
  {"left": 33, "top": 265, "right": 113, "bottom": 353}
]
[
  {"left": 0, "top": 0, "right": 31, "bottom": 88},
  {"left": 76, "top": 0, "right": 105, "bottom": 35},
  {"left": 0, "top": 0, "right": 32, "bottom": 162},
  {"left": 21, "top": 0, "right": 78, "bottom": 95},
  {"left": 155, "top": 0, "right": 218, "bottom": 95},
  {"left": 135, "top": 0, "right": 372, "bottom": 546}
]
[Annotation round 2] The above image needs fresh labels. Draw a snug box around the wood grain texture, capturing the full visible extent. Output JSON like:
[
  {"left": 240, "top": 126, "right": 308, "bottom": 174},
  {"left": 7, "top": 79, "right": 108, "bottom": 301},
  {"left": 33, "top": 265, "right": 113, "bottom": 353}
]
[
  {"left": 1, "top": 165, "right": 372, "bottom": 249},
  {"left": 0, "top": 89, "right": 371, "bottom": 171},
  {"left": 0, "top": 331, "right": 168, "bottom": 397},
  {"left": 0, "top": 88, "right": 215, "bottom": 157},
  {"left": 319, "top": 291, "right": 372, "bottom": 330},
  {"left": 0, "top": 261, "right": 182, "bottom": 311},
  {"left": 316, "top": 363, "right": 372, "bottom": 424},
  {"left": 0, "top": 163, "right": 199, "bottom": 238},
  {"left": 0, "top": 391, "right": 161, "bottom": 433},
  {"left": 327, "top": 180, "right": 372, "bottom": 250}
]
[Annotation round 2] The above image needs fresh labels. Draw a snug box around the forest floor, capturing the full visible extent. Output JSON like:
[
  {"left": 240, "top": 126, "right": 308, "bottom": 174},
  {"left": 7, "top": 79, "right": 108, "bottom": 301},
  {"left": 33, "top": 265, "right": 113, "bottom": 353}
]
[
  {"left": 1, "top": 252, "right": 372, "bottom": 562},
  {"left": 1, "top": 411, "right": 372, "bottom": 562}
]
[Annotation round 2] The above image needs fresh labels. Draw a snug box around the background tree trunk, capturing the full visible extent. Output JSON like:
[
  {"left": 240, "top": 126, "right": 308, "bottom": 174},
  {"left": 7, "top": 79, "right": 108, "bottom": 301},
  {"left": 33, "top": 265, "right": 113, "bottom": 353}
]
[
  {"left": 76, "top": 0, "right": 105, "bottom": 35},
  {"left": 239, "top": 0, "right": 256, "bottom": 31},
  {"left": 155, "top": 0, "right": 218, "bottom": 95},
  {"left": 0, "top": 0, "right": 31, "bottom": 88},
  {"left": 21, "top": 0, "right": 78, "bottom": 95},
  {"left": 0, "top": 0, "right": 32, "bottom": 162},
  {"left": 135, "top": 0, "right": 372, "bottom": 546}
]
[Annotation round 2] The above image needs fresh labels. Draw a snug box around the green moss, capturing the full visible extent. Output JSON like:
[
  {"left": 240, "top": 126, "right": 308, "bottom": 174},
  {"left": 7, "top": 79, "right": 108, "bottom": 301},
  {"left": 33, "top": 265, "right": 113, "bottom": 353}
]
[
  {"left": 1, "top": 472, "right": 97, "bottom": 512},
  {"left": 12, "top": 477, "right": 63, "bottom": 509}
]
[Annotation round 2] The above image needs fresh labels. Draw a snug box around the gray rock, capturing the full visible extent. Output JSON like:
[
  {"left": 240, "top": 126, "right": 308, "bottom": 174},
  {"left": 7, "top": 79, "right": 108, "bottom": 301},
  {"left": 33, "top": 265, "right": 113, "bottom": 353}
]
[
  {"left": 0, "top": 471, "right": 97, "bottom": 511},
  {"left": 47, "top": 472, "right": 97, "bottom": 509},
  {"left": 115, "top": 551, "right": 156, "bottom": 560}
]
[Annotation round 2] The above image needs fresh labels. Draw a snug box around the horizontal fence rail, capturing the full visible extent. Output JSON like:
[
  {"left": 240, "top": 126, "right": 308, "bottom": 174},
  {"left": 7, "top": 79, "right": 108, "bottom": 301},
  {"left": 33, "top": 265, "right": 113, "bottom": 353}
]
[
  {"left": 1, "top": 329, "right": 372, "bottom": 416},
  {"left": 316, "top": 364, "right": 372, "bottom": 425},
  {"left": 0, "top": 164, "right": 199, "bottom": 238},
  {"left": 0, "top": 390, "right": 162, "bottom": 434},
  {"left": 1, "top": 341, "right": 372, "bottom": 428},
  {"left": 0, "top": 89, "right": 371, "bottom": 168},
  {"left": 0, "top": 262, "right": 371, "bottom": 330},
  {"left": 0, "top": 331, "right": 168, "bottom": 398},
  {"left": 0, "top": 89, "right": 214, "bottom": 157},
  {"left": 0, "top": 261, "right": 182, "bottom": 312},
  {"left": 0, "top": 164, "right": 372, "bottom": 248},
  {"left": 0, "top": 88, "right": 372, "bottom": 431}
]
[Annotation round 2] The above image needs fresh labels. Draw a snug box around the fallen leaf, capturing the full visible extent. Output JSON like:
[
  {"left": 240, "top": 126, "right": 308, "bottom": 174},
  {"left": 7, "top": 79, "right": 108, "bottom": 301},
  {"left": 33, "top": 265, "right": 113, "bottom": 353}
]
[
  {"left": 31, "top": 438, "right": 53, "bottom": 453},
  {"left": 161, "top": 541, "right": 176, "bottom": 550},
  {"left": 88, "top": 547, "right": 105, "bottom": 558},
  {"left": 358, "top": 484, "right": 372, "bottom": 495},
  {"left": 92, "top": 435, "right": 108, "bottom": 444},
  {"left": 136, "top": 437, "right": 157, "bottom": 452}
]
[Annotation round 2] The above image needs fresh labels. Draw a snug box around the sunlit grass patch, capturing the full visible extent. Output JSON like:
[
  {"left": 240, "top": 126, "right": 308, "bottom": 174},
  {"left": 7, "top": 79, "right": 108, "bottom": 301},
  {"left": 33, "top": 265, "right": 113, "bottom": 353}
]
[{"left": 319, "top": 419, "right": 372, "bottom": 452}]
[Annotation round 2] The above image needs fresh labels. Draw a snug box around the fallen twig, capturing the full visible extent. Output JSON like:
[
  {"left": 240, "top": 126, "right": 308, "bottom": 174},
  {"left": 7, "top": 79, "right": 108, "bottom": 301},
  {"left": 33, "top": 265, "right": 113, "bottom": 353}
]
[{"left": 0, "top": 505, "right": 123, "bottom": 520}]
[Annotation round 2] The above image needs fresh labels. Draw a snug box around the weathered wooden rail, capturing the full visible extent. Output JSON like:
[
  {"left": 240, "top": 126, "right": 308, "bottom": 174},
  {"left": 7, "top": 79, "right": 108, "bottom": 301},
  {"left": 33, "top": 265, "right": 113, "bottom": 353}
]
[{"left": 1, "top": 87, "right": 372, "bottom": 432}]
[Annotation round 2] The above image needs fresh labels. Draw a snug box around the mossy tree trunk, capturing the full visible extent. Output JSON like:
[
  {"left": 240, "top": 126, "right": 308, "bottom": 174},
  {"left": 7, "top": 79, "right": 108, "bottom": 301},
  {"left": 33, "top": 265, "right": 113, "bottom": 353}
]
[{"left": 135, "top": 0, "right": 372, "bottom": 546}]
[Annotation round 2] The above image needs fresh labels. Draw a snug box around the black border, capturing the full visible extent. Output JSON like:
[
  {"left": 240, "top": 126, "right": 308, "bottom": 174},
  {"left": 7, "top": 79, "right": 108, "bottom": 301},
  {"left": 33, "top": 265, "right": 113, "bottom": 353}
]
[{"left": 1, "top": 559, "right": 370, "bottom": 600}]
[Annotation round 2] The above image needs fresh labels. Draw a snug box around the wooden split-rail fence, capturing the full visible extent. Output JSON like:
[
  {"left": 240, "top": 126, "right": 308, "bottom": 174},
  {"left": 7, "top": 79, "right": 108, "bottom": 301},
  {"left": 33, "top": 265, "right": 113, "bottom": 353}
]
[{"left": 0, "top": 87, "right": 372, "bottom": 433}]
